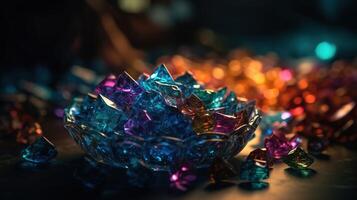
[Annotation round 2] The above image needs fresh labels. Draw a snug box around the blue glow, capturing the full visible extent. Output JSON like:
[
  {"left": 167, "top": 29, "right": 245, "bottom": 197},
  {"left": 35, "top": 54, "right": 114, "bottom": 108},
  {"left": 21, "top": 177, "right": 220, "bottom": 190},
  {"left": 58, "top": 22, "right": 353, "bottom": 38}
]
[{"left": 315, "top": 41, "right": 336, "bottom": 60}]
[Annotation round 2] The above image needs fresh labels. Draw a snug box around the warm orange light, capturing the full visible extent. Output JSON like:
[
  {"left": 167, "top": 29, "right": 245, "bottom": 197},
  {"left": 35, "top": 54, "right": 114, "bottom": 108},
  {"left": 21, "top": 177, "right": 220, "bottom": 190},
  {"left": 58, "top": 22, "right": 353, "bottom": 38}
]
[
  {"left": 212, "top": 67, "right": 225, "bottom": 80},
  {"left": 298, "top": 79, "right": 308, "bottom": 89},
  {"left": 305, "top": 94, "right": 316, "bottom": 104}
]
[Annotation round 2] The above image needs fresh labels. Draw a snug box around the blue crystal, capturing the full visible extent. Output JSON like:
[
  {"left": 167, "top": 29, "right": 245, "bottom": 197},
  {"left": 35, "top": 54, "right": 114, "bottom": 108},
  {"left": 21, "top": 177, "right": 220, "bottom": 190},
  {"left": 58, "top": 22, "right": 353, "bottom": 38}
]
[
  {"left": 239, "top": 159, "right": 269, "bottom": 181},
  {"left": 157, "top": 108, "right": 194, "bottom": 139},
  {"left": 21, "top": 136, "right": 57, "bottom": 164},
  {"left": 175, "top": 72, "right": 202, "bottom": 97},
  {"left": 193, "top": 89, "right": 216, "bottom": 106},
  {"left": 132, "top": 90, "right": 169, "bottom": 118},
  {"left": 112, "top": 139, "right": 143, "bottom": 168},
  {"left": 143, "top": 137, "right": 183, "bottom": 171},
  {"left": 89, "top": 95, "right": 127, "bottom": 133},
  {"left": 147, "top": 64, "right": 175, "bottom": 84},
  {"left": 186, "top": 134, "right": 226, "bottom": 168},
  {"left": 222, "top": 91, "right": 238, "bottom": 115}
]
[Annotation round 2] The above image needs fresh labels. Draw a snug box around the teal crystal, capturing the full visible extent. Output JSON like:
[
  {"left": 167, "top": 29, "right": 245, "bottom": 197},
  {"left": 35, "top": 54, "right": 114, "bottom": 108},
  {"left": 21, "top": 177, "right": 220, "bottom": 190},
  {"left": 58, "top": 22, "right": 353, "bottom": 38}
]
[
  {"left": 222, "top": 91, "right": 238, "bottom": 115},
  {"left": 240, "top": 159, "right": 269, "bottom": 181},
  {"left": 64, "top": 66, "right": 261, "bottom": 171},
  {"left": 147, "top": 64, "right": 175, "bottom": 84},
  {"left": 208, "top": 87, "right": 227, "bottom": 109},
  {"left": 21, "top": 136, "right": 57, "bottom": 164},
  {"left": 89, "top": 95, "right": 127, "bottom": 134},
  {"left": 193, "top": 89, "right": 216, "bottom": 106}
]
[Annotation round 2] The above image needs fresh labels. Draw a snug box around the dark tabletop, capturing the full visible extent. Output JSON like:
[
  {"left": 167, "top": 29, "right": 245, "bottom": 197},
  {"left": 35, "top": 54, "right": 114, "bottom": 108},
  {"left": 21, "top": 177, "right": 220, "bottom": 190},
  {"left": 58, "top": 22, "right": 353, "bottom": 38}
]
[{"left": 1, "top": 119, "right": 357, "bottom": 200}]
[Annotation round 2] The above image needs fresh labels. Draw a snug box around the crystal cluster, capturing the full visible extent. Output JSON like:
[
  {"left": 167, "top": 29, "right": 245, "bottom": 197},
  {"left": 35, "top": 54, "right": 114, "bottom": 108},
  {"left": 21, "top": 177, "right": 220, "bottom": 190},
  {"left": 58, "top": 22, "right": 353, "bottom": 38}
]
[{"left": 64, "top": 64, "right": 261, "bottom": 171}]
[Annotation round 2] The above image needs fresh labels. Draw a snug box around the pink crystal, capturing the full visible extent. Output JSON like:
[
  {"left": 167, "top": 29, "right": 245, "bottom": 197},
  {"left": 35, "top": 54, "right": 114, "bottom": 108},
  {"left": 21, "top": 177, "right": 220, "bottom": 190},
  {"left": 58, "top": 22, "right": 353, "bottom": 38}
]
[{"left": 264, "top": 132, "right": 301, "bottom": 160}]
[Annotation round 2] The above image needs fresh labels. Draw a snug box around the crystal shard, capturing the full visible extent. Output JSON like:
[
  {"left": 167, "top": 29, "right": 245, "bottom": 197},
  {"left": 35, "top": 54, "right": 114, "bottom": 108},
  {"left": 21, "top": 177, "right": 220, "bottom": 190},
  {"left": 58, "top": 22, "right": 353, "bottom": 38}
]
[
  {"left": 94, "top": 74, "right": 116, "bottom": 96},
  {"left": 240, "top": 159, "right": 269, "bottom": 181},
  {"left": 147, "top": 64, "right": 174, "bottom": 84},
  {"left": 89, "top": 95, "right": 127, "bottom": 133},
  {"left": 282, "top": 147, "right": 314, "bottom": 169},
  {"left": 21, "top": 136, "right": 57, "bottom": 164},
  {"left": 192, "top": 112, "right": 215, "bottom": 134},
  {"left": 264, "top": 129, "right": 301, "bottom": 160},
  {"left": 246, "top": 148, "right": 273, "bottom": 167}
]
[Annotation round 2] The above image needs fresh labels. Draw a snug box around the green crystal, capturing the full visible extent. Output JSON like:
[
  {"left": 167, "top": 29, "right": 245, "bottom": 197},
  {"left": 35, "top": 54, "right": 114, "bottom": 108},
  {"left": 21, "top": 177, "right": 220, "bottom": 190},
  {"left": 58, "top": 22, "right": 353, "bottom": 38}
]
[
  {"left": 240, "top": 159, "right": 269, "bottom": 181},
  {"left": 208, "top": 87, "right": 227, "bottom": 109},
  {"left": 282, "top": 147, "right": 314, "bottom": 169}
]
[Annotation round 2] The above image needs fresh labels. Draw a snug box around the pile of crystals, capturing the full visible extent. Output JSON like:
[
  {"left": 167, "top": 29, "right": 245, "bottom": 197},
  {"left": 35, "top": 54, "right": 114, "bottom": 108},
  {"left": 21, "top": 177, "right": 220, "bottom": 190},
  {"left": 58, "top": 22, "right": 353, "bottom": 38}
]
[{"left": 64, "top": 64, "right": 261, "bottom": 172}]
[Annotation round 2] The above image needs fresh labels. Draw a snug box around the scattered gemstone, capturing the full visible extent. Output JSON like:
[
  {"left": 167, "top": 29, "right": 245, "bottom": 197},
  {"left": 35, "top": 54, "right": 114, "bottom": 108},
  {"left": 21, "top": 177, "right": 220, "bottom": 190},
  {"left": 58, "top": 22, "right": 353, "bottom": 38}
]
[
  {"left": 264, "top": 129, "right": 301, "bottom": 159},
  {"left": 246, "top": 148, "right": 273, "bottom": 168},
  {"left": 239, "top": 159, "right": 269, "bottom": 181},
  {"left": 21, "top": 136, "right": 57, "bottom": 164},
  {"left": 282, "top": 147, "right": 314, "bottom": 169},
  {"left": 170, "top": 164, "right": 196, "bottom": 191}
]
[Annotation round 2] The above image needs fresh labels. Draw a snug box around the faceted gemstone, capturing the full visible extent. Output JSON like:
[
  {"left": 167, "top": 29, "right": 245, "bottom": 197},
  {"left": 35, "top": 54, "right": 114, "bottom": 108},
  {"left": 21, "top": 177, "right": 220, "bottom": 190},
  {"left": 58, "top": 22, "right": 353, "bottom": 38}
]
[
  {"left": 175, "top": 71, "right": 201, "bottom": 89},
  {"left": 222, "top": 91, "right": 238, "bottom": 115},
  {"left": 308, "top": 137, "right": 329, "bottom": 155},
  {"left": 264, "top": 131, "right": 301, "bottom": 159},
  {"left": 208, "top": 87, "right": 227, "bottom": 109},
  {"left": 115, "top": 72, "right": 142, "bottom": 94},
  {"left": 213, "top": 112, "right": 237, "bottom": 134},
  {"left": 132, "top": 91, "right": 168, "bottom": 118},
  {"left": 21, "top": 136, "right": 57, "bottom": 164},
  {"left": 89, "top": 95, "right": 127, "bottom": 134},
  {"left": 143, "top": 137, "right": 183, "bottom": 171},
  {"left": 238, "top": 181, "right": 269, "bottom": 190},
  {"left": 170, "top": 164, "right": 197, "bottom": 191},
  {"left": 137, "top": 73, "right": 149, "bottom": 86},
  {"left": 124, "top": 110, "right": 152, "bottom": 137},
  {"left": 109, "top": 72, "right": 143, "bottom": 111},
  {"left": 112, "top": 139, "right": 143, "bottom": 168},
  {"left": 94, "top": 74, "right": 116, "bottom": 96},
  {"left": 148, "top": 64, "right": 175, "bottom": 84},
  {"left": 179, "top": 94, "right": 206, "bottom": 116},
  {"left": 282, "top": 147, "right": 314, "bottom": 169},
  {"left": 239, "top": 159, "right": 269, "bottom": 181},
  {"left": 158, "top": 108, "right": 195, "bottom": 139},
  {"left": 185, "top": 134, "right": 226, "bottom": 168},
  {"left": 208, "top": 158, "right": 237, "bottom": 182},
  {"left": 246, "top": 148, "right": 273, "bottom": 168},
  {"left": 193, "top": 89, "right": 215, "bottom": 106},
  {"left": 192, "top": 112, "right": 215, "bottom": 134}
]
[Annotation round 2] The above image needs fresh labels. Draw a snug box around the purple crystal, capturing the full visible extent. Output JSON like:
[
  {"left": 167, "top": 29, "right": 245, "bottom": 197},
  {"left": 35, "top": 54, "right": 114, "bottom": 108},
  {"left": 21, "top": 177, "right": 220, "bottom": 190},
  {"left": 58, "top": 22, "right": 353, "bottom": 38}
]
[
  {"left": 94, "top": 74, "right": 116, "bottom": 95},
  {"left": 170, "top": 164, "right": 196, "bottom": 191},
  {"left": 264, "top": 132, "right": 301, "bottom": 160},
  {"left": 213, "top": 112, "right": 237, "bottom": 134}
]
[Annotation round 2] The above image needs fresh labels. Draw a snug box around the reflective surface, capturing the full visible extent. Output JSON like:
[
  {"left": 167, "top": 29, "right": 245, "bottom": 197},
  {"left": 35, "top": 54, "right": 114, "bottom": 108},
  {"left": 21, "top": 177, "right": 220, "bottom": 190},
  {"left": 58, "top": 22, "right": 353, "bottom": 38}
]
[{"left": 0, "top": 119, "right": 357, "bottom": 200}]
